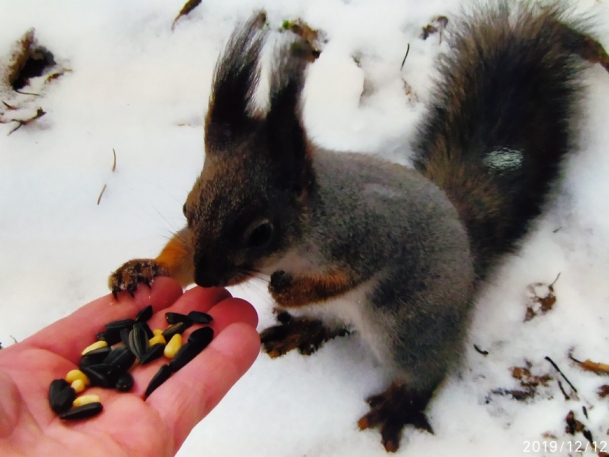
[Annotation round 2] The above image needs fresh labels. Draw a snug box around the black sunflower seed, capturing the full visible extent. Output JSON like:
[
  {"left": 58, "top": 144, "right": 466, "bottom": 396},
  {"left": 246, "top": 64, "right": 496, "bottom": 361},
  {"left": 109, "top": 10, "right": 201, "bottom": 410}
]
[
  {"left": 84, "top": 346, "right": 112, "bottom": 359},
  {"left": 187, "top": 311, "right": 213, "bottom": 324},
  {"left": 59, "top": 402, "right": 103, "bottom": 420},
  {"left": 80, "top": 365, "right": 112, "bottom": 388},
  {"left": 188, "top": 327, "right": 214, "bottom": 348},
  {"left": 49, "top": 378, "right": 69, "bottom": 400},
  {"left": 103, "top": 346, "right": 136, "bottom": 373},
  {"left": 145, "top": 364, "right": 172, "bottom": 398},
  {"left": 140, "top": 343, "right": 166, "bottom": 365},
  {"left": 104, "top": 318, "right": 136, "bottom": 332},
  {"left": 120, "top": 328, "right": 130, "bottom": 347},
  {"left": 79, "top": 346, "right": 111, "bottom": 368},
  {"left": 168, "top": 342, "right": 205, "bottom": 372},
  {"left": 49, "top": 384, "right": 76, "bottom": 414},
  {"left": 115, "top": 372, "right": 134, "bottom": 392},
  {"left": 165, "top": 312, "right": 191, "bottom": 325},
  {"left": 135, "top": 304, "right": 153, "bottom": 323},
  {"left": 96, "top": 330, "right": 122, "bottom": 346},
  {"left": 138, "top": 321, "right": 154, "bottom": 339},
  {"left": 162, "top": 321, "right": 191, "bottom": 341},
  {"left": 128, "top": 324, "right": 149, "bottom": 360}
]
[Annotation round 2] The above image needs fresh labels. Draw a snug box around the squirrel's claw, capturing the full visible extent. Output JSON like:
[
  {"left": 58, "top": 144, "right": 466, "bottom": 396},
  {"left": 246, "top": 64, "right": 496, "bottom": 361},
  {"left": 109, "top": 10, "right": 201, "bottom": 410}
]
[
  {"left": 358, "top": 384, "right": 434, "bottom": 453},
  {"left": 260, "top": 314, "right": 348, "bottom": 358},
  {"left": 108, "top": 258, "right": 169, "bottom": 299}
]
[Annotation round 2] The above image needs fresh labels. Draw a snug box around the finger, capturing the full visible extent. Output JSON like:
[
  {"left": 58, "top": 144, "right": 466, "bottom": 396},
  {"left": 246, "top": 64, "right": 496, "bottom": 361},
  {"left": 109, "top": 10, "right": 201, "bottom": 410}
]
[
  {"left": 144, "top": 301, "right": 260, "bottom": 450},
  {"left": 146, "top": 286, "right": 232, "bottom": 332},
  {"left": 22, "top": 277, "right": 184, "bottom": 362},
  {"left": 0, "top": 370, "right": 22, "bottom": 438},
  {"left": 129, "top": 295, "right": 259, "bottom": 396},
  {"left": 153, "top": 323, "right": 260, "bottom": 450}
]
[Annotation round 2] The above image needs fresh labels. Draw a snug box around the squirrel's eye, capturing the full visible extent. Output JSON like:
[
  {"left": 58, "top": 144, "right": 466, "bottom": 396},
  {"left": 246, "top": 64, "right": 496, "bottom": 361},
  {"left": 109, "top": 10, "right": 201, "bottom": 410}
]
[
  {"left": 246, "top": 220, "right": 273, "bottom": 248},
  {"left": 182, "top": 204, "right": 187, "bottom": 216}
]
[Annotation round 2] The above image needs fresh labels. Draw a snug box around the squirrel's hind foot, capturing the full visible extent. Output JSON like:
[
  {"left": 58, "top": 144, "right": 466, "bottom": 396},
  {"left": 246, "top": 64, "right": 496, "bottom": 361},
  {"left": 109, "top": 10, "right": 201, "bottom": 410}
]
[
  {"left": 260, "top": 313, "right": 349, "bottom": 358},
  {"left": 358, "top": 383, "right": 434, "bottom": 453},
  {"left": 108, "top": 259, "right": 170, "bottom": 298}
]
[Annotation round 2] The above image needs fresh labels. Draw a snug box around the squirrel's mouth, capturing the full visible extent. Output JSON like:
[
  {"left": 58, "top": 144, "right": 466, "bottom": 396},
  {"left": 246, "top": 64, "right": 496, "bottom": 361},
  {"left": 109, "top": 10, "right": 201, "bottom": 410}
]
[{"left": 194, "top": 267, "right": 253, "bottom": 288}]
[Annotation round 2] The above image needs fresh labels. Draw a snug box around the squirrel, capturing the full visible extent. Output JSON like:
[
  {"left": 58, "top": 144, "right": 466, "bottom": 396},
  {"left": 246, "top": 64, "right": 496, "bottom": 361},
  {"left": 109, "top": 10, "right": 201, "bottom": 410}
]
[{"left": 108, "top": 2, "right": 609, "bottom": 453}]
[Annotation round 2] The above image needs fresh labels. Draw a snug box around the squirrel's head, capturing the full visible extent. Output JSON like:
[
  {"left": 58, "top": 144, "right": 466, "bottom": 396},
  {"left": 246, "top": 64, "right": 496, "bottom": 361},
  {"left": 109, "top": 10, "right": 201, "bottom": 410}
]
[{"left": 183, "top": 12, "right": 315, "bottom": 288}]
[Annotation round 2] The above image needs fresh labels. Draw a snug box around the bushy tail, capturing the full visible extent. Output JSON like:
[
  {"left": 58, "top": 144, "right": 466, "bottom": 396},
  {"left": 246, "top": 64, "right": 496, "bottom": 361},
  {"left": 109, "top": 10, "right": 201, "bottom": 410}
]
[{"left": 412, "top": 1, "right": 609, "bottom": 278}]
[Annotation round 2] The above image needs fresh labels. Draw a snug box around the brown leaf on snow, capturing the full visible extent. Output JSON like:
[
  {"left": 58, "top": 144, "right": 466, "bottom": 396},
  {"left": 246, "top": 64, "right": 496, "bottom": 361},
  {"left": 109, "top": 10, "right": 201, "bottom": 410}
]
[
  {"left": 565, "top": 410, "right": 585, "bottom": 435},
  {"left": 172, "top": 0, "right": 202, "bottom": 30},
  {"left": 281, "top": 19, "right": 325, "bottom": 60},
  {"left": 420, "top": 16, "right": 449, "bottom": 43},
  {"left": 598, "top": 385, "right": 609, "bottom": 398},
  {"left": 511, "top": 366, "right": 552, "bottom": 388},
  {"left": 572, "top": 358, "right": 609, "bottom": 376},
  {"left": 524, "top": 273, "right": 560, "bottom": 322},
  {"left": 420, "top": 24, "right": 438, "bottom": 40},
  {"left": 6, "top": 29, "right": 55, "bottom": 91},
  {"left": 6, "top": 107, "right": 46, "bottom": 135}
]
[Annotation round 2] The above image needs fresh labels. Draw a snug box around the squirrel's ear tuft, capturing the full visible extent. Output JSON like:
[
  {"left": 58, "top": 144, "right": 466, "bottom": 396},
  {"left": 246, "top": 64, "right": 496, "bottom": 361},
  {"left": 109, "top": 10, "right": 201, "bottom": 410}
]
[
  {"left": 265, "top": 38, "right": 315, "bottom": 194},
  {"left": 205, "top": 11, "right": 268, "bottom": 149}
]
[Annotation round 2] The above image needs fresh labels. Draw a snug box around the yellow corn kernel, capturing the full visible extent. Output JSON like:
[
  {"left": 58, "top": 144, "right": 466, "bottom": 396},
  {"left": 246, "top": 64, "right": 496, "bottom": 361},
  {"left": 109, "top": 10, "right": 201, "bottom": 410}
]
[
  {"left": 73, "top": 394, "right": 101, "bottom": 408},
  {"left": 153, "top": 329, "right": 163, "bottom": 336},
  {"left": 149, "top": 334, "right": 166, "bottom": 346},
  {"left": 164, "top": 334, "right": 182, "bottom": 359},
  {"left": 66, "top": 369, "right": 90, "bottom": 386},
  {"left": 71, "top": 379, "right": 86, "bottom": 394},
  {"left": 81, "top": 340, "right": 108, "bottom": 355}
]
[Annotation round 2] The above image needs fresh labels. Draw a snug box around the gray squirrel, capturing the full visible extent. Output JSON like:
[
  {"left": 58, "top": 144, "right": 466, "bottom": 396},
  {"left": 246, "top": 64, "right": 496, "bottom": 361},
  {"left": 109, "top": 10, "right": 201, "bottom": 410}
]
[{"left": 109, "top": 2, "right": 609, "bottom": 452}]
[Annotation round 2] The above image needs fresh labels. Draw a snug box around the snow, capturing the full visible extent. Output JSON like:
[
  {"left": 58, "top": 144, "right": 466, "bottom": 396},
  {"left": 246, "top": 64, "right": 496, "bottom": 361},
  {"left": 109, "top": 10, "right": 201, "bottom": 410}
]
[{"left": 2, "top": 0, "right": 609, "bottom": 455}]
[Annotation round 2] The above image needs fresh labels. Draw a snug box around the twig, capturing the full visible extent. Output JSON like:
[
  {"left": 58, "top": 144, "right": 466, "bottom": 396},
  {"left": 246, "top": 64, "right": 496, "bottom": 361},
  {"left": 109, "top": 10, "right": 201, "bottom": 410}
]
[
  {"left": 473, "top": 344, "right": 489, "bottom": 356},
  {"left": 112, "top": 148, "right": 117, "bottom": 172},
  {"left": 7, "top": 108, "right": 46, "bottom": 135},
  {"left": 556, "top": 379, "right": 570, "bottom": 400},
  {"left": 14, "top": 89, "right": 39, "bottom": 96},
  {"left": 400, "top": 43, "right": 410, "bottom": 70},
  {"left": 97, "top": 184, "right": 107, "bottom": 205},
  {"left": 549, "top": 272, "right": 561, "bottom": 289},
  {"left": 545, "top": 356, "right": 578, "bottom": 393}
]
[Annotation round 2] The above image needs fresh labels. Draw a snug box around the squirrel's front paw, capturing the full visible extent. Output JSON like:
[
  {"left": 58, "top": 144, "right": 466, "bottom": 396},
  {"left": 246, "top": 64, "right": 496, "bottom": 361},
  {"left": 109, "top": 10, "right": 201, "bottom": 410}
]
[
  {"left": 260, "top": 315, "right": 349, "bottom": 358},
  {"left": 108, "top": 259, "right": 170, "bottom": 299}
]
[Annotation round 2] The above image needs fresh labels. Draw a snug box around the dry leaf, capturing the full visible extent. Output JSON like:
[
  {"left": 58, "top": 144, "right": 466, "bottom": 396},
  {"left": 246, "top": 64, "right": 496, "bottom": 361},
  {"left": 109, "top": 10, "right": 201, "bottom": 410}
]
[
  {"left": 511, "top": 366, "right": 552, "bottom": 388},
  {"left": 565, "top": 410, "right": 585, "bottom": 435},
  {"left": 7, "top": 29, "right": 55, "bottom": 90},
  {"left": 7, "top": 107, "right": 46, "bottom": 135},
  {"left": 421, "top": 25, "right": 438, "bottom": 40},
  {"left": 282, "top": 18, "right": 325, "bottom": 60},
  {"left": 524, "top": 273, "right": 560, "bottom": 322},
  {"left": 420, "top": 16, "right": 449, "bottom": 43},
  {"left": 573, "top": 358, "right": 609, "bottom": 376},
  {"left": 172, "top": 0, "right": 202, "bottom": 30}
]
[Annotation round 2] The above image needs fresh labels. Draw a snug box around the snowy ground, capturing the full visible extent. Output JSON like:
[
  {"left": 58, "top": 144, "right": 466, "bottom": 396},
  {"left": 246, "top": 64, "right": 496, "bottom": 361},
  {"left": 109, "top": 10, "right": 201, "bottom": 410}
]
[{"left": 2, "top": 0, "right": 609, "bottom": 455}]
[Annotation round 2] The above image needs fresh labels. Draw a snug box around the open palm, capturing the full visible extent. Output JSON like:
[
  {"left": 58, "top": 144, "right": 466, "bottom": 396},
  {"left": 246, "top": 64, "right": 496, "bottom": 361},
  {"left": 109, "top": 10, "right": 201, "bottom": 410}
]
[{"left": 0, "top": 278, "right": 260, "bottom": 457}]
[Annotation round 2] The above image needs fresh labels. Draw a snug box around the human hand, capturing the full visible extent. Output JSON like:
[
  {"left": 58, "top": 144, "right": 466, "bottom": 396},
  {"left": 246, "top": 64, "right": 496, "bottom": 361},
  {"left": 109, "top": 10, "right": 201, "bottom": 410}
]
[{"left": 0, "top": 277, "right": 260, "bottom": 457}]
